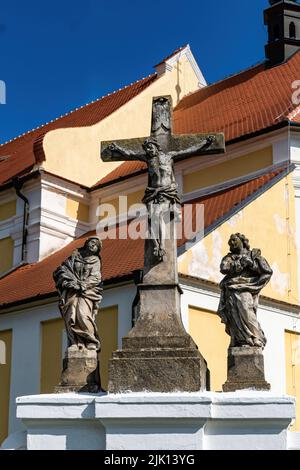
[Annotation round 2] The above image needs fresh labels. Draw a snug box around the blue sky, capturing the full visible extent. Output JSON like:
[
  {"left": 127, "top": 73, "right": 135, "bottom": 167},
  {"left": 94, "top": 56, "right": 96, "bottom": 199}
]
[{"left": 0, "top": 0, "right": 269, "bottom": 144}]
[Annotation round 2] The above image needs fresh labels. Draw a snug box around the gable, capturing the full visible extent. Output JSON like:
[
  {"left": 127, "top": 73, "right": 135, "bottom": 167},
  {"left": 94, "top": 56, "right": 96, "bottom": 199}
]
[{"left": 42, "top": 54, "right": 203, "bottom": 187}]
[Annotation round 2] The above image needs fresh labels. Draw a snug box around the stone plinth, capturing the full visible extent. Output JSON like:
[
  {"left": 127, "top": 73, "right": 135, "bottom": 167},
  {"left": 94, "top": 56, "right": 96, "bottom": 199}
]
[
  {"left": 223, "top": 347, "right": 270, "bottom": 392},
  {"left": 108, "top": 284, "right": 207, "bottom": 393},
  {"left": 109, "top": 349, "right": 207, "bottom": 393},
  {"left": 14, "top": 392, "right": 296, "bottom": 450},
  {"left": 108, "top": 215, "right": 207, "bottom": 393},
  {"left": 55, "top": 348, "right": 101, "bottom": 394}
]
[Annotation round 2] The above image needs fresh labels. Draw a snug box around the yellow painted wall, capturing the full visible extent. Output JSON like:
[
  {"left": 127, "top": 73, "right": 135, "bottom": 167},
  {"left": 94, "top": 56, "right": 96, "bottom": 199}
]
[
  {"left": 43, "top": 55, "right": 201, "bottom": 186},
  {"left": 40, "top": 318, "right": 64, "bottom": 393},
  {"left": 66, "top": 197, "right": 90, "bottom": 222},
  {"left": 0, "top": 330, "right": 12, "bottom": 444},
  {"left": 179, "top": 175, "right": 299, "bottom": 305},
  {"left": 285, "top": 330, "right": 300, "bottom": 431},
  {"left": 0, "top": 200, "right": 16, "bottom": 222},
  {"left": 100, "top": 190, "right": 145, "bottom": 219},
  {"left": 0, "top": 237, "right": 14, "bottom": 275},
  {"left": 189, "top": 307, "right": 230, "bottom": 391},
  {"left": 183, "top": 147, "right": 273, "bottom": 194},
  {"left": 96, "top": 306, "right": 118, "bottom": 391}
]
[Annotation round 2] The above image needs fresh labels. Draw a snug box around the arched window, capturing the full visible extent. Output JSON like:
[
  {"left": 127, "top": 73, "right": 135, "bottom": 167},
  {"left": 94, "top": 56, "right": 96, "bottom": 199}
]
[
  {"left": 274, "top": 24, "right": 280, "bottom": 40},
  {"left": 290, "top": 22, "right": 296, "bottom": 39}
]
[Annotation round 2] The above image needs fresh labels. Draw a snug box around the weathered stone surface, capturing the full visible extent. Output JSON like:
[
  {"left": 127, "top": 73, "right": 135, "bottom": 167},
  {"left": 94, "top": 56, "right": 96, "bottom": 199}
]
[
  {"left": 53, "top": 237, "right": 103, "bottom": 352},
  {"left": 101, "top": 96, "right": 224, "bottom": 263},
  {"left": 108, "top": 281, "right": 207, "bottom": 393},
  {"left": 53, "top": 237, "right": 104, "bottom": 393},
  {"left": 218, "top": 233, "right": 272, "bottom": 392},
  {"left": 109, "top": 349, "right": 207, "bottom": 393},
  {"left": 218, "top": 234, "right": 273, "bottom": 349},
  {"left": 223, "top": 346, "right": 270, "bottom": 392},
  {"left": 101, "top": 96, "right": 221, "bottom": 393},
  {"left": 55, "top": 349, "right": 101, "bottom": 394}
]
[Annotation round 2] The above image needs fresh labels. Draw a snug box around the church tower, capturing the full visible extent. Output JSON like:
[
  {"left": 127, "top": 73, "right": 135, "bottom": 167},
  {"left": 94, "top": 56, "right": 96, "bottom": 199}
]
[{"left": 264, "top": 0, "right": 300, "bottom": 66}]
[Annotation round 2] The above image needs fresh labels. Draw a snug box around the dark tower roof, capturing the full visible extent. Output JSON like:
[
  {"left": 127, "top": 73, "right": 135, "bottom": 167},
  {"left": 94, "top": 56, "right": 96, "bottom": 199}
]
[{"left": 264, "top": 0, "right": 300, "bottom": 66}]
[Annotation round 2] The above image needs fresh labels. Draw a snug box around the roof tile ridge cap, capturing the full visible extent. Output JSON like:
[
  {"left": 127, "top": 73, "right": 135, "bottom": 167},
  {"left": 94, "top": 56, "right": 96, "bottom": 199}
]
[
  {"left": 0, "top": 73, "right": 158, "bottom": 149},
  {"left": 174, "top": 60, "right": 266, "bottom": 108}
]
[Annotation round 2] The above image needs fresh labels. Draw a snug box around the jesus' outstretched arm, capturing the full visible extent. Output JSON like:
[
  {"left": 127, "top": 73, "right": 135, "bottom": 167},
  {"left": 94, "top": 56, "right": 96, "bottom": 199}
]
[
  {"left": 102, "top": 142, "right": 146, "bottom": 162},
  {"left": 170, "top": 135, "right": 216, "bottom": 160}
]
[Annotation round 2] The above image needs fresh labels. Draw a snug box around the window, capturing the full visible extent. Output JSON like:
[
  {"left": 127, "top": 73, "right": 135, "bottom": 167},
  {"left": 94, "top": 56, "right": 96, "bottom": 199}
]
[{"left": 290, "top": 22, "right": 296, "bottom": 39}]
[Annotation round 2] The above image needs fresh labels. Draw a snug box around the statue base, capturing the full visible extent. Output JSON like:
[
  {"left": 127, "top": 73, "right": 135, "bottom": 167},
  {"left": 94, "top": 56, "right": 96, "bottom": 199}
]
[
  {"left": 55, "top": 348, "right": 101, "bottom": 394},
  {"left": 108, "top": 345, "right": 207, "bottom": 394},
  {"left": 223, "top": 346, "right": 271, "bottom": 392},
  {"left": 108, "top": 283, "right": 207, "bottom": 393}
]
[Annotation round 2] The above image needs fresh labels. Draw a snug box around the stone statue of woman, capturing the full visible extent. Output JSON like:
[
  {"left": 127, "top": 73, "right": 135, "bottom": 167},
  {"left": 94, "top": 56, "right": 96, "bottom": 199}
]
[
  {"left": 53, "top": 237, "right": 103, "bottom": 352},
  {"left": 218, "top": 233, "right": 273, "bottom": 349}
]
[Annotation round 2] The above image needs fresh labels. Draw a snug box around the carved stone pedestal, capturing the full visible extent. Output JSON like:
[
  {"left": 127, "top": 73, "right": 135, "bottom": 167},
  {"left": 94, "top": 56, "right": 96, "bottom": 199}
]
[
  {"left": 108, "top": 283, "right": 207, "bottom": 393},
  {"left": 223, "top": 346, "right": 270, "bottom": 392},
  {"left": 55, "top": 348, "right": 101, "bottom": 394},
  {"left": 109, "top": 343, "right": 207, "bottom": 394}
]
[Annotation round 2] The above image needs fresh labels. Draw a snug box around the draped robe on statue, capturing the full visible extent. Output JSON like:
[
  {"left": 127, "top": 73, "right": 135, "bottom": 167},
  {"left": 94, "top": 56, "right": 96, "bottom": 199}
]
[
  {"left": 53, "top": 249, "right": 103, "bottom": 351},
  {"left": 218, "top": 249, "right": 273, "bottom": 348}
]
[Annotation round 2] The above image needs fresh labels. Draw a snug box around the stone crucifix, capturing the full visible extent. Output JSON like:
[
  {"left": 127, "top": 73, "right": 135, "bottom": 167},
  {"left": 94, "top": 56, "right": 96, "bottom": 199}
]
[
  {"left": 101, "top": 96, "right": 225, "bottom": 264},
  {"left": 100, "top": 96, "right": 225, "bottom": 393}
]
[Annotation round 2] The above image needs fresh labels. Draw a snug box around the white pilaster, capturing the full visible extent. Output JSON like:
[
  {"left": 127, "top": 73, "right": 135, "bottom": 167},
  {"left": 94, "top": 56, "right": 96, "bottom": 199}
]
[{"left": 290, "top": 134, "right": 300, "bottom": 301}]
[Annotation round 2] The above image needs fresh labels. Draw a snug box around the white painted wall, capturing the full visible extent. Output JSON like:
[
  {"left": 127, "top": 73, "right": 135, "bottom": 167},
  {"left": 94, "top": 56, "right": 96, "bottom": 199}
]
[
  {"left": 0, "top": 174, "right": 93, "bottom": 267},
  {"left": 13, "top": 392, "right": 296, "bottom": 450},
  {"left": 38, "top": 177, "right": 91, "bottom": 261},
  {"left": 273, "top": 137, "right": 290, "bottom": 164}
]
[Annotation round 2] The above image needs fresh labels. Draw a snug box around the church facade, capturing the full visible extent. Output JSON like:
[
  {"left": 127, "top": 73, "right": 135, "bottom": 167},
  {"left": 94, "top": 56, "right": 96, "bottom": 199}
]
[{"left": 1, "top": 1, "right": 300, "bottom": 447}]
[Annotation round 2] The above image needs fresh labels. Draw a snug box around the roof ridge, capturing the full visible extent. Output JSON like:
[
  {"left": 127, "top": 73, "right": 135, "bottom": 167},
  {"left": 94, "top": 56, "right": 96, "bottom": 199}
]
[
  {"left": 0, "top": 73, "right": 157, "bottom": 148},
  {"left": 175, "top": 59, "right": 266, "bottom": 106},
  {"left": 177, "top": 51, "right": 300, "bottom": 108},
  {"left": 154, "top": 44, "right": 189, "bottom": 68}
]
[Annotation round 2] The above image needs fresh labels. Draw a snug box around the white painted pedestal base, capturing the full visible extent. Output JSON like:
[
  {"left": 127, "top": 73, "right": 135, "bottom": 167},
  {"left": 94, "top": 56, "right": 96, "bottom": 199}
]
[{"left": 11, "top": 392, "right": 296, "bottom": 450}]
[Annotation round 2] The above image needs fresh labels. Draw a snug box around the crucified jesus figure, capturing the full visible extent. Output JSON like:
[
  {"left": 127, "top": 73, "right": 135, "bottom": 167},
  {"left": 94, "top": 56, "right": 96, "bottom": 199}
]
[{"left": 104, "top": 135, "right": 216, "bottom": 260}]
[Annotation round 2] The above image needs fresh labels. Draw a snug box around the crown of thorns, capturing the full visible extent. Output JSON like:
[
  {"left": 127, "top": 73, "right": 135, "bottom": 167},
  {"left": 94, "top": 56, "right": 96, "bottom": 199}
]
[{"left": 143, "top": 138, "right": 161, "bottom": 149}]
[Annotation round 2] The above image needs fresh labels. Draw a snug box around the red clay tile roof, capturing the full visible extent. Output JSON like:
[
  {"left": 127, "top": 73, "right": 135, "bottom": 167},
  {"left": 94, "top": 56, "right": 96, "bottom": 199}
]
[
  {"left": 0, "top": 74, "right": 157, "bottom": 187},
  {"left": 173, "top": 59, "right": 295, "bottom": 141},
  {"left": 94, "top": 160, "right": 147, "bottom": 187},
  {"left": 94, "top": 52, "right": 300, "bottom": 188},
  {"left": 0, "top": 164, "right": 289, "bottom": 310}
]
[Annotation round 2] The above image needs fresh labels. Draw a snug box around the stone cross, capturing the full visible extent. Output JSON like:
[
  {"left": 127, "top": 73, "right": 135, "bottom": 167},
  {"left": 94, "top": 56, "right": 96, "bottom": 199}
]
[
  {"left": 102, "top": 96, "right": 224, "bottom": 266},
  {"left": 100, "top": 96, "right": 225, "bottom": 393}
]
